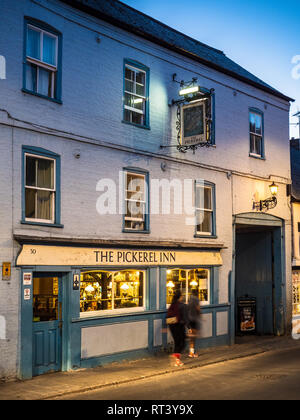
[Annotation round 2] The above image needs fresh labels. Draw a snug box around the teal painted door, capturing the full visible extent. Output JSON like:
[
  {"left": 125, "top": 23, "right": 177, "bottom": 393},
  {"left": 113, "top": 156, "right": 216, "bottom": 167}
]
[
  {"left": 235, "top": 231, "right": 274, "bottom": 335},
  {"left": 32, "top": 275, "right": 62, "bottom": 376}
]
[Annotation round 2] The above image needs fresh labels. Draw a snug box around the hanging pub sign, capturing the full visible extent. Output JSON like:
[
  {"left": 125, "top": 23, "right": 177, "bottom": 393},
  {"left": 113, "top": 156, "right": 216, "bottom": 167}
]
[
  {"left": 180, "top": 101, "right": 207, "bottom": 147},
  {"left": 175, "top": 86, "right": 214, "bottom": 153}
]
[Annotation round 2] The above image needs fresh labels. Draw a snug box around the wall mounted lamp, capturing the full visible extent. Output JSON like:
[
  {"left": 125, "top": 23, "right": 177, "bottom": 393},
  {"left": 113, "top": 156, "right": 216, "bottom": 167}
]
[{"left": 253, "top": 182, "right": 278, "bottom": 211}]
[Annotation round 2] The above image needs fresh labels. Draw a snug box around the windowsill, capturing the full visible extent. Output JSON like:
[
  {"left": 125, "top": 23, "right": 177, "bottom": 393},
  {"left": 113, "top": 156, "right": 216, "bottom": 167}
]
[
  {"left": 194, "top": 234, "right": 217, "bottom": 239},
  {"left": 249, "top": 153, "right": 265, "bottom": 160},
  {"left": 72, "top": 308, "right": 166, "bottom": 322},
  {"left": 122, "top": 229, "right": 150, "bottom": 234},
  {"left": 122, "top": 120, "right": 150, "bottom": 130},
  {"left": 22, "top": 88, "right": 62, "bottom": 105},
  {"left": 21, "top": 220, "right": 64, "bottom": 228},
  {"left": 79, "top": 306, "right": 146, "bottom": 319}
]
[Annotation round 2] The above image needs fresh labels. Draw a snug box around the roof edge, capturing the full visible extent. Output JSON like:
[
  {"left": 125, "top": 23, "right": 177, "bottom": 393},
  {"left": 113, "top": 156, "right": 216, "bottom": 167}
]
[{"left": 60, "top": 0, "right": 294, "bottom": 103}]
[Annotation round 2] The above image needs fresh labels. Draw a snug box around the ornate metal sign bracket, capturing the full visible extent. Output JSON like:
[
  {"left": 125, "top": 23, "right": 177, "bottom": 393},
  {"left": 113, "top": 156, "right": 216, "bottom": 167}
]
[{"left": 161, "top": 77, "right": 215, "bottom": 154}]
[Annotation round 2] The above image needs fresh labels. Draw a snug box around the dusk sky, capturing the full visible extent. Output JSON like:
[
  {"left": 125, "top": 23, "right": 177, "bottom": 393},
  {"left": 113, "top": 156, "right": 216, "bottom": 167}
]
[{"left": 122, "top": 0, "right": 300, "bottom": 138}]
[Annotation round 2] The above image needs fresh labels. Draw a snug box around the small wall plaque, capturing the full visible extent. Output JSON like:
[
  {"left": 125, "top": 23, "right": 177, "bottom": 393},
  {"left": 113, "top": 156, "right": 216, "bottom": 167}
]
[{"left": 2, "top": 262, "right": 11, "bottom": 281}]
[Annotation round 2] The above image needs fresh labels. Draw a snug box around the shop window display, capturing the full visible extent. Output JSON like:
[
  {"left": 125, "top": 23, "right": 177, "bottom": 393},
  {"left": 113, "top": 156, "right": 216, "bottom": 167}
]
[
  {"left": 166, "top": 268, "right": 210, "bottom": 305},
  {"left": 80, "top": 270, "right": 144, "bottom": 315}
]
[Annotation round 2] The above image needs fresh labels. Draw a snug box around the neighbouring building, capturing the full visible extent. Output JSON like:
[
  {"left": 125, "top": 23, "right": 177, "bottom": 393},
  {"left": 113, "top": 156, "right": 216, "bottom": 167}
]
[
  {"left": 0, "top": 0, "right": 294, "bottom": 379},
  {"left": 290, "top": 138, "right": 300, "bottom": 334}
]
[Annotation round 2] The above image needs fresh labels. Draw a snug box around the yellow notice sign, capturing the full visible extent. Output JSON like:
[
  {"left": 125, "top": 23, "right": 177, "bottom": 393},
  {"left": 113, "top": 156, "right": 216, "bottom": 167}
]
[{"left": 2, "top": 262, "right": 11, "bottom": 280}]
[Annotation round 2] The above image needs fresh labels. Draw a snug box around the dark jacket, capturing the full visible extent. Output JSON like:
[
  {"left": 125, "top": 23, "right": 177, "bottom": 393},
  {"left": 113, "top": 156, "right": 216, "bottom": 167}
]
[
  {"left": 167, "top": 301, "right": 187, "bottom": 325},
  {"left": 187, "top": 295, "right": 201, "bottom": 327}
]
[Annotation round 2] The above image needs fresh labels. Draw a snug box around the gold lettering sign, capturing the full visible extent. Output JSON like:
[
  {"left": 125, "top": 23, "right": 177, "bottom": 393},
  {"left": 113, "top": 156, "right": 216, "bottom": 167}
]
[{"left": 16, "top": 245, "right": 222, "bottom": 267}]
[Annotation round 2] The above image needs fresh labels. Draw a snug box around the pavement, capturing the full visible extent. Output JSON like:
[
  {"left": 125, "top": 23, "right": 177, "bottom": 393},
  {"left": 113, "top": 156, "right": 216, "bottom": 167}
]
[{"left": 1, "top": 335, "right": 300, "bottom": 400}]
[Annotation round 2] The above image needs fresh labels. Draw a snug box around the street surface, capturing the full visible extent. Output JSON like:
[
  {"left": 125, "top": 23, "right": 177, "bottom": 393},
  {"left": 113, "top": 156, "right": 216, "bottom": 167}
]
[{"left": 56, "top": 347, "right": 300, "bottom": 400}]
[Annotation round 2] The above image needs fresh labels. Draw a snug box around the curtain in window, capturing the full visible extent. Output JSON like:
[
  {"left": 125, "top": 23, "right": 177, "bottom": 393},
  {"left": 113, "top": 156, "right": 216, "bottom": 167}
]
[
  {"left": 43, "top": 34, "right": 56, "bottom": 66},
  {"left": 25, "top": 63, "right": 37, "bottom": 92},
  {"left": 27, "top": 27, "right": 40, "bottom": 59},
  {"left": 38, "top": 67, "right": 52, "bottom": 97},
  {"left": 37, "top": 190, "right": 52, "bottom": 220}
]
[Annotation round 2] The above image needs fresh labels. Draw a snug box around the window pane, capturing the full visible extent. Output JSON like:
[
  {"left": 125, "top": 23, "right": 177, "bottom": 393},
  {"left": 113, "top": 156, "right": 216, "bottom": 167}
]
[
  {"left": 136, "top": 83, "right": 145, "bottom": 97},
  {"left": 124, "top": 109, "right": 131, "bottom": 123},
  {"left": 126, "top": 201, "right": 145, "bottom": 220},
  {"left": 125, "top": 67, "right": 134, "bottom": 81},
  {"left": 25, "top": 188, "right": 36, "bottom": 218},
  {"left": 136, "top": 70, "right": 145, "bottom": 86},
  {"left": 113, "top": 271, "right": 144, "bottom": 309},
  {"left": 27, "top": 27, "right": 41, "bottom": 60},
  {"left": 126, "top": 173, "right": 145, "bottom": 195},
  {"left": 131, "top": 112, "right": 143, "bottom": 125},
  {"left": 124, "top": 219, "right": 145, "bottom": 230},
  {"left": 33, "top": 277, "right": 59, "bottom": 322},
  {"left": 80, "top": 271, "right": 113, "bottom": 312},
  {"left": 37, "top": 158, "right": 54, "bottom": 189},
  {"left": 204, "top": 187, "right": 212, "bottom": 209},
  {"left": 255, "top": 114, "right": 262, "bottom": 135},
  {"left": 196, "top": 209, "right": 212, "bottom": 234},
  {"left": 250, "top": 112, "right": 262, "bottom": 135},
  {"left": 166, "top": 269, "right": 187, "bottom": 305},
  {"left": 25, "top": 63, "right": 37, "bottom": 92},
  {"left": 125, "top": 92, "right": 133, "bottom": 107},
  {"left": 125, "top": 79, "right": 134, "bottom": 93},
  {"left": 196, "top": 186, "right": 212, "bottom": 210},
  {"left": 132, "top": 96, "right": 144, "bottom": 111},
  {"left": 250, "top": 134, "right": 262, "bottom": 155},
  {"left": 43, "top": 33, "right": 56, "bottom": 66},
  {"left": 255, "top": 136, "right": 262, "bottom": 156},
  {"left": 136, "top": 71, "right": 145, "bottom": 96},
  {"left": 188, "top": 269, "right": 209, "bottom": 303},
  {"left": 26, "top": 156, "right": 36, "bottom": 187},
  {"left": 249, "top": 112, "right": 256, "bottom": 133},
  {"left": 38, "top": 67, "right": 53, "bottom": 97},
  {"left": 36, "top": 190, "right": 53, "bottom": 220}
]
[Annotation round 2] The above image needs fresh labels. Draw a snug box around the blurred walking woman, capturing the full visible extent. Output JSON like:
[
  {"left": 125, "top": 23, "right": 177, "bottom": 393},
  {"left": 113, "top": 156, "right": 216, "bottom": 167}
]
[{"left": 166, "top": 291, "right": 186, "bottom": 366}]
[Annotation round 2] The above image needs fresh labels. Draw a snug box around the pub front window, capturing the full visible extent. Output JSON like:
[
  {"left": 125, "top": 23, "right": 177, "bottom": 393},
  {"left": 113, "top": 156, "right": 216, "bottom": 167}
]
[
  {"left": 80, "top": 270, "right": 145, "bottom": 316},
  {"left": 166, "top": 268, "right": 210, "bottom": 305}
]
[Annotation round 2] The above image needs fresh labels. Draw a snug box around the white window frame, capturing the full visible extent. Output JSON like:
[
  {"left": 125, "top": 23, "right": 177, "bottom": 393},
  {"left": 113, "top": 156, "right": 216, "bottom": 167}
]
[
  {"left": 24, "top": 153, "right": 56, "bottom": 224},
  {"left": 124, "top": 64, "right": 147, "bottom": 124},
  {"left": 80, "top": 269, "right": 146, "bottom": 318},
  {"left": 124, "top": 171, "right": 147, "bottom": 231},
  {"left": 195, "top": 184, "right": 213, "bottom": 236},
  {"left": 26, "top": 24, "right": 58, "bottom": 99}
]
